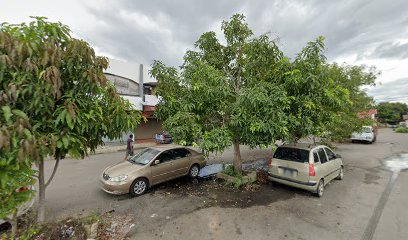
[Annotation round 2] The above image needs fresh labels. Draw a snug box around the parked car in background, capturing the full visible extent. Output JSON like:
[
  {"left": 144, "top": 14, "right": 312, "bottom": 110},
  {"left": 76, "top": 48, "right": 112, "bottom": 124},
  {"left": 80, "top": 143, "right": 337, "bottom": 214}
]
[
  {"left": 351, "top": 126, "right": 376, "bottom": 143},
  {"left": 100, "top": 145, "right": 206, "bottom": 196},
  {"left": 0, "top": 186, "right": 35, "bottom": 225},
  {"left": 399, "top": 122, "right": 408, "bottom": 128},
  {"left": 155, "top": 131, "right": 173, "bottom": 144},
  {"left": 268, "top": 144, "right": 343, "bottom": 197}
]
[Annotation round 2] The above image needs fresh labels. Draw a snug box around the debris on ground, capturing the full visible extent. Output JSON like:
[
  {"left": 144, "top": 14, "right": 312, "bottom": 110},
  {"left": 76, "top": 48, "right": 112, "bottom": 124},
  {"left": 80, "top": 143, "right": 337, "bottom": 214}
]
[
  {"left": 256, "top": 170, "right": 269, "bottom": 184},
  {"left": 0, "top": 211, "right": 135, "bottom": 240}
]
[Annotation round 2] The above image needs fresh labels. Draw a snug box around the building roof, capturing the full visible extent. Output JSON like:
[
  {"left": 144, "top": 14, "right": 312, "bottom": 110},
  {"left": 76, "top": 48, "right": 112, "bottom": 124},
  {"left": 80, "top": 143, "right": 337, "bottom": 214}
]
[
  {"left": 105, "top": 58, "right": 157, "bottom": 84},
  {"left": 358, "top": 109, "right": 377, "bottom": 118}
]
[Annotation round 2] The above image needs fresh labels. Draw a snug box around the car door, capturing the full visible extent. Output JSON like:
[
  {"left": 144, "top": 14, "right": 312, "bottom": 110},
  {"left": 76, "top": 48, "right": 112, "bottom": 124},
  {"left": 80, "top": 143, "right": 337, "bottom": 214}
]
[
  {"left": 324, "top": 147, "right": 341, "bottom": 180},
  {"left": 172, "top": 148, "right": 192, "bottom": 176},
  {"left": 150, "top": 150, "right": 178, "bottom": 184},
  {"left": 316, "top": 148, "right": 330, "bottom": 182},
  {"left": 312, "top": 148, "right": 324, "bottom": 181}
]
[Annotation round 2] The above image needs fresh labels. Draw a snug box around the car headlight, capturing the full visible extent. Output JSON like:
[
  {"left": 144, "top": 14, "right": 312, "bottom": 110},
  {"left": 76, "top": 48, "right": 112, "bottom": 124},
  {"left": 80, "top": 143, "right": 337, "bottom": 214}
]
[{"left": 109, "top": 175, "right": 128, "bottom": 182}]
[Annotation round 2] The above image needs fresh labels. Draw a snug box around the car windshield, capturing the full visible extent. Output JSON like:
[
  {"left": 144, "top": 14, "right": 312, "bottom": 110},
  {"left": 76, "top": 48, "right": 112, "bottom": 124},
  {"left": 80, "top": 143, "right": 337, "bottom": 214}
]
[
  {"left": 128, "top": 148, "right": 160, "bottom": 165},
  {"left": 273, "top": 147, "right": 309, "bottom": 163},
  {"left": 362, "top": 127, "right": 372, "bottom": 133}
]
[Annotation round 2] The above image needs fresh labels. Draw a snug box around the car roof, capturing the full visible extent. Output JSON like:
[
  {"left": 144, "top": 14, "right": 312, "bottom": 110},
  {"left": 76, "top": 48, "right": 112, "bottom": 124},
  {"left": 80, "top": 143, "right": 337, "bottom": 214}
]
[
  {"left": 277, "top": 143, "right": 327, "bottom": 151},
  {"left": 148, "top": 144, "right": 187, "bottom": 151}
]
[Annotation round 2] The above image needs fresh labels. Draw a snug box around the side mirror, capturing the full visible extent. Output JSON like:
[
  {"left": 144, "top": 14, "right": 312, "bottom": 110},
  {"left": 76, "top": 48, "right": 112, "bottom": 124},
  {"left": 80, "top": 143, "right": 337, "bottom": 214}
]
[
  {"left": 154, "top": 160, "right": 160, "bottom": 165},
  {"left": 336, "top": 154, "right": 342, "bottom": 159}
]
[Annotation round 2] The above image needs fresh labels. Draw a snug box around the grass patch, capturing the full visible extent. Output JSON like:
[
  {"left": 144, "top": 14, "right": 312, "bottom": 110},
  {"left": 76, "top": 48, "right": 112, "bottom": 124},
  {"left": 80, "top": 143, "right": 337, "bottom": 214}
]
[
  {"left": 222, "top": 165, "right": 242, "bottom": 178},
  {"left": 221, "top": 165, "right": 257, "bottom": 188},
  {"left": 80, "top": 212, "right": 100, "bottom": 225},
  {"left": 395, "top": 127, "right": 408, "bottom": 133},
  {"left": 0, "top": 211, "right": 99, "bottom": 240}
]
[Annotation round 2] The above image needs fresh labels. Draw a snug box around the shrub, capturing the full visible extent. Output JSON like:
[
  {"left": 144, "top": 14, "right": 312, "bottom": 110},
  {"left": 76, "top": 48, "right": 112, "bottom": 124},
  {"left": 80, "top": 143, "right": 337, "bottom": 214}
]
[
  {"left": 395, "top": 127, "right": 408, "bottom": 133},
  {"left": 222, "top": 165, "right": 242, "bottom": 178}
]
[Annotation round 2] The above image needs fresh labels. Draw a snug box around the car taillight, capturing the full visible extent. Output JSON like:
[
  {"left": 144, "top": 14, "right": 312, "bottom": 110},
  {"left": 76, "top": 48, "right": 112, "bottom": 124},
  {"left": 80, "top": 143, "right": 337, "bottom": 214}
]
[
  {"left": 16, "top": 187, "right": 29, "bottom": 192},
  {"left": 309, "top": 163, "right": 315, "bottom": 176},
  {"left": 268, "top": 159, "right": 273, "bottom": 168}
]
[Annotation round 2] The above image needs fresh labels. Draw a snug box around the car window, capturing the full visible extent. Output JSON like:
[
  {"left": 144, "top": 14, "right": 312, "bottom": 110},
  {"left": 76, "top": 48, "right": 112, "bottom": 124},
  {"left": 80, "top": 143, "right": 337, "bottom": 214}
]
[
  {"left": 313, "top": 151, "right": 320, "bottom": 163},
  {"left": 317, "top": 148, "right": 328, "bottom": 164},
  {"left": 324, "top": 148, "right": 336, "bottom": 161},
  {"left": 173, "top": 148, "right": 191, "bottom": 159},
  {"left": 273, "top": 147, "right": 309, "bottom": 163},
  {"left": 155, "top": 150, "right": 175, "bottom": 163}
]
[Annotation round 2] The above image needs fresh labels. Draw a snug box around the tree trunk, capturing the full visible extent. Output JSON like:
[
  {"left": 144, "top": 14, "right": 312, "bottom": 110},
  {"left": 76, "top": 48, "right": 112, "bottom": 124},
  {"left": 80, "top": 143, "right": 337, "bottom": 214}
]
[
  {"left": 10, "top": 210, "right": 17, "bottom": 236},
  {"left": 233, "top": 140, "right": 242, "bottom": 173},
  {"left": 37, "top": 159, "right": 46, "bottom": 223},
  {"left": 37, "top": 156, "right": 60, "bottom": 223}
]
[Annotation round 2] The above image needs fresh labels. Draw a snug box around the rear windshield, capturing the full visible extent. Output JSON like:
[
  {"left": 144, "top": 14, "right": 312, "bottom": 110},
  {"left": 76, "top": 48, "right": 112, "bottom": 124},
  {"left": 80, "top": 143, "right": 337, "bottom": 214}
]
[{"left": 273, "top": 147, "right": 310, "bottom": 163}]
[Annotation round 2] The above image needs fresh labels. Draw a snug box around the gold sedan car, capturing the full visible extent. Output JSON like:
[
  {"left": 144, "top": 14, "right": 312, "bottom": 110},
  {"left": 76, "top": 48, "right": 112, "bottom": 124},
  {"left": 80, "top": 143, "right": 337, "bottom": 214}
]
[{"left": 100, "top": 145, "right": 206, "bottom": 196}]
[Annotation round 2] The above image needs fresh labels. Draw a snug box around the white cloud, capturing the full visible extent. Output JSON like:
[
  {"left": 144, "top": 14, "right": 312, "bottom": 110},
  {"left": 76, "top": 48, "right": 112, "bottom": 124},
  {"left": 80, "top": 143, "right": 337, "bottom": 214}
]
[{"left": 1, "top": 0, "right": 407, "bottom": 103}]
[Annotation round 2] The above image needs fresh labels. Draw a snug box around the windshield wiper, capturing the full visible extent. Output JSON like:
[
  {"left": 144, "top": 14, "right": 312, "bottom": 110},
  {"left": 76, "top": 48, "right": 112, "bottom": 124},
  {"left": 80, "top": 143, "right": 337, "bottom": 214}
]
[{"left": 128, "top": 159, "right": 146, "bottom": 165}]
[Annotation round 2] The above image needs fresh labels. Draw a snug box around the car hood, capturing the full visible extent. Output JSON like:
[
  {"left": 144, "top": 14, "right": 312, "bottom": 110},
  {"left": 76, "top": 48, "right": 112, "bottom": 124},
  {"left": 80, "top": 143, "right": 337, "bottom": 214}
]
[{"left": 104, "top": 161, "right": 145, "bottom": 177}]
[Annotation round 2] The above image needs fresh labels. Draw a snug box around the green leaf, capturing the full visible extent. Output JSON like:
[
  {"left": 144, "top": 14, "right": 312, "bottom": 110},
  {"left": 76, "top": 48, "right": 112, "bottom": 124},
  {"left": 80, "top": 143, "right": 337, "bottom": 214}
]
[
  {"left": 57, "top": 140, "right": 63, "bottom": 148},
  {"left": 62, "top": 137, "right": 69, "bottom": 148},
  {"left": 11, "top": 109, "right": 28, "bottom": 119},
  {"left": 66, "top": 113, "right": 73, "bottom": 129},
  {"left": 2, "top": 106, "right": 12, "bottom": 123}
]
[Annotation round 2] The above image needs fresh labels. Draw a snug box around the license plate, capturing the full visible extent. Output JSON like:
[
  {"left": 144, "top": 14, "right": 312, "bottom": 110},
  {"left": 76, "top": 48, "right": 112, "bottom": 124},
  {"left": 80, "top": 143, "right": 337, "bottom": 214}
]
[{"left": 283, "top": 169, "right": 293, "bottom": 177}]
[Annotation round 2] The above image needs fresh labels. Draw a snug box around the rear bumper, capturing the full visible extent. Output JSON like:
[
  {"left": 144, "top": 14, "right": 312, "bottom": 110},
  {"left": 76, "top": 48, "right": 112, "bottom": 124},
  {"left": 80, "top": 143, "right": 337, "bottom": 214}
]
[{"left": 268, "top": 173, "right": 318, "bottom": 192}]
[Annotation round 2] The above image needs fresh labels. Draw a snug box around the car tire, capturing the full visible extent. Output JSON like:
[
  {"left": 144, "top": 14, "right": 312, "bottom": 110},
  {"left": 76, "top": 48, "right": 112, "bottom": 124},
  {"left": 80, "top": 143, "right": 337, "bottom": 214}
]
[
  {"left": 130, "top": 178, "right": 148, "bottom": 197},
  {"left": 351, "top": 140, "right": 356, "bottom": 143},
  {"left": 316, "top": 179, "right": 324, "bottom": 197},
  {"left": 188, "top": 164, "right": 200, "bottom": 178},
  {"left": 337, "top": 166, "right": 344, "bottom": 180}
]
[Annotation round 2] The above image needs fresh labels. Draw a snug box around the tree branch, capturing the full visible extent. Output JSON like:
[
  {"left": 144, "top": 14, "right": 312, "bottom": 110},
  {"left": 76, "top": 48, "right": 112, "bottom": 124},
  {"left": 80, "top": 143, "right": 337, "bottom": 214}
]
[{"left": 45, "top": 156, "right": 60, "bottom": 188}]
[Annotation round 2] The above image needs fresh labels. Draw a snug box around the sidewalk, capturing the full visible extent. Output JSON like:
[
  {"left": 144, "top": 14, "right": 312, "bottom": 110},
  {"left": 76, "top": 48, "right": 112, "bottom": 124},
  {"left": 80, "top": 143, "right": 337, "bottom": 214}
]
[{"left": 93, "top": 141, "right": 157, "bottom": 154}]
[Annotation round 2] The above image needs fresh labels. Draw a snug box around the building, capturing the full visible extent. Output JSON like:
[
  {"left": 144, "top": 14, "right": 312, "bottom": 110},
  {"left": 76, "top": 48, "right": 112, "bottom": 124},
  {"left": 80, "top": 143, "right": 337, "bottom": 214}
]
[
  {"left": 357, "top": 109, "right": 377, "bottom": 120},
  {"left": 104, "top": 59, "right": 163, "bottom": 143}
]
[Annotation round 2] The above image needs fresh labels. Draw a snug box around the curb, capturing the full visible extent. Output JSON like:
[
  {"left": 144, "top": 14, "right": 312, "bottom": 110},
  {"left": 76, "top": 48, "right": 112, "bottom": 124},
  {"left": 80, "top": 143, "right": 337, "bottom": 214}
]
[{"left": 92, "top": 143, "right": 157, "bottom": 155}]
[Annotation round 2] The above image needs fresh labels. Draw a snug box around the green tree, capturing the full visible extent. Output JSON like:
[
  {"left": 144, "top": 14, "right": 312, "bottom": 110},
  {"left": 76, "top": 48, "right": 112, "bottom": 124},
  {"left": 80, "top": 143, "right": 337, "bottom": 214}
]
[
  {"left": 377, "top": 102, "right": 408, "bottom": 124},
  {"left": 279, "top": 40, "right": 378, "bottom": 142},
  {"left": 0, "top": 17, "right": 141, "bottom": 223},
  {"left": 322, "top": 64, "right": 378, "bottom": 140},
  {"left": 151, "top": 14, "right": 289, "bottom": 172}
]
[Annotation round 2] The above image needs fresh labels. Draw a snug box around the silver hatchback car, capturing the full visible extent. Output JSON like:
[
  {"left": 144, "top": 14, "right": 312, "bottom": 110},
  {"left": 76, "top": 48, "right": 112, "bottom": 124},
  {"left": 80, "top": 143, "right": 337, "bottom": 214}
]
[{"left": 268, "top": 144, "right": 344, "bottom": 197}]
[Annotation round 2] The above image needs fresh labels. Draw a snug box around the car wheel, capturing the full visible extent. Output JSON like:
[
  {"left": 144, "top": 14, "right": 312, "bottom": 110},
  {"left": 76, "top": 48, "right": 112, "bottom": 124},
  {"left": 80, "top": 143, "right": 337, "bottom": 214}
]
[
  {"left": 351, "top": 140, "right": 355, "bottom": 143},
  {"left": 189, "top": 164, "right": 200, "bottom": 178},
  {"left": 316, "top": 179, "right": 324, "bottom": 197},
  {"left": 130, "top": 178, "right": 148, "bottom": 197},
  {"left": 337, "top": 167, "right": 344, "bottom": 180}
]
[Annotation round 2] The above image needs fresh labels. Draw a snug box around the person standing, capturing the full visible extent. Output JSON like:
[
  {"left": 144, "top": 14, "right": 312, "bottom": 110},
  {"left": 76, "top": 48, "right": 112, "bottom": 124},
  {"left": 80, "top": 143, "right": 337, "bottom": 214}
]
[{"left": 125, "top": 134, "right": 134, "bottom": 160}]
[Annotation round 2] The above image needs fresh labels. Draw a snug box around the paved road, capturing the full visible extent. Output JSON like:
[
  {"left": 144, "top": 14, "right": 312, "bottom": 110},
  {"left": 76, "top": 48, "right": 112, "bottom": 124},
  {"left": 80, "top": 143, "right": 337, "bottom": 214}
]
[
  {"left": 42, "top": 145, "right": 272, "bottom": 219},
  {"left": 42, "top": 128, "right": 408, "bottom": 240}
]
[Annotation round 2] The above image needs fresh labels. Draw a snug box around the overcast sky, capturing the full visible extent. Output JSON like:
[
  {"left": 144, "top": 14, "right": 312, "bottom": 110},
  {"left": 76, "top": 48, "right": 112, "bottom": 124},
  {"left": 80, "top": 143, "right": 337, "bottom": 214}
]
[{"left": 1, "top": 0, "right": 407, "bottom": 104}]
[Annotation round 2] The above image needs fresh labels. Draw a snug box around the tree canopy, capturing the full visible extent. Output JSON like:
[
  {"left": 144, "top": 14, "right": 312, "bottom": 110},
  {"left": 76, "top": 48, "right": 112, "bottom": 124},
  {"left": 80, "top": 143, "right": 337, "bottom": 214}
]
[
  {"left": 377, "top": 102, "right": 408, "bottom": 124},
  {"left": 151, "top": 14, "right": 290, "bottom": 171},
  {"left": 151, "top": 14, "right": 377, "bottom": 172},
  {"left": 0, "top": 17, "right": 141, "bottom": 222}
]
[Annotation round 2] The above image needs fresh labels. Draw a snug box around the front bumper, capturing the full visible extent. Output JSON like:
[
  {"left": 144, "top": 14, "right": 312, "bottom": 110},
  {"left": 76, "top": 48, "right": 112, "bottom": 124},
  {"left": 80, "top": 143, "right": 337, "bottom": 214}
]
[
  {"left": 351, "top": 137, "right": 373, "bottom": 142},
  {"left": 99, "top": 177, "right": 132, "bottom": 195}
]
